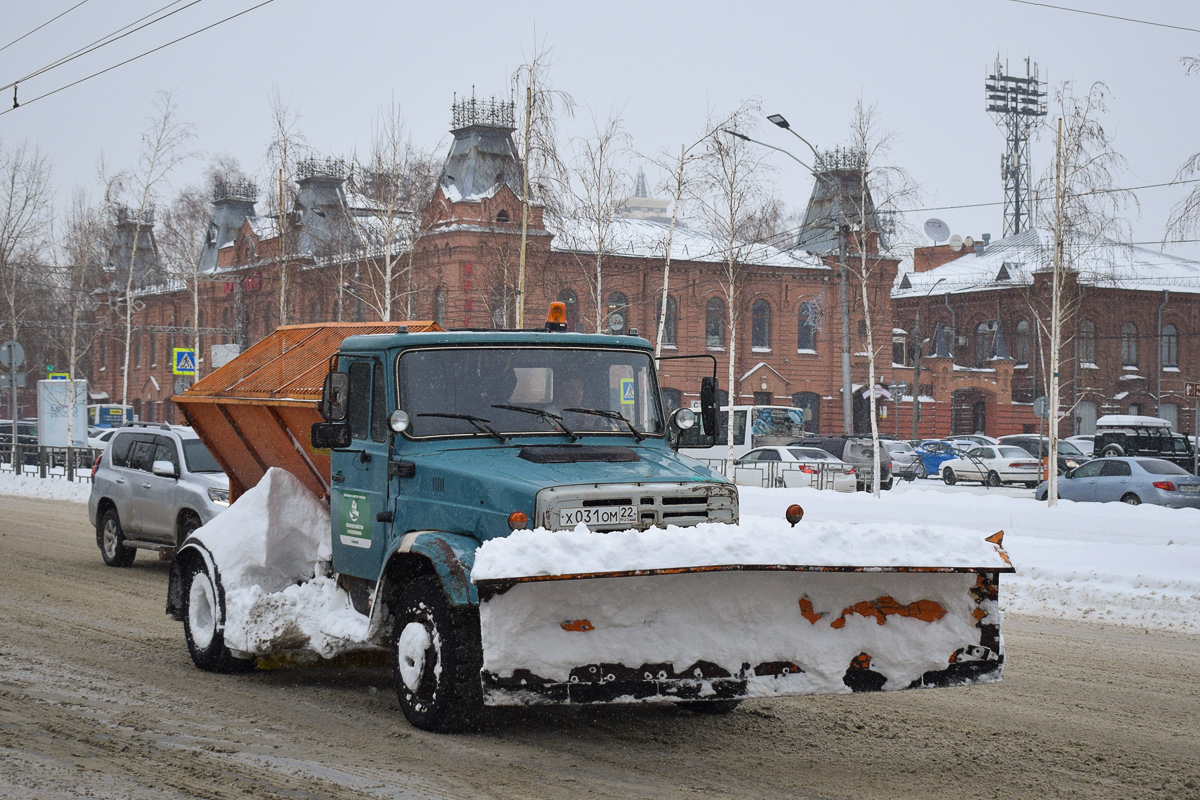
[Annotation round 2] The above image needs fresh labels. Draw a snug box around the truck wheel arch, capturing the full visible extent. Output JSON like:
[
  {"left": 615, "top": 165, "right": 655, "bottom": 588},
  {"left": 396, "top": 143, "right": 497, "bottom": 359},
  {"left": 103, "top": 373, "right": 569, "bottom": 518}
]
[{"left": 378, "top": 532, "right": 480, "bottom": 612}]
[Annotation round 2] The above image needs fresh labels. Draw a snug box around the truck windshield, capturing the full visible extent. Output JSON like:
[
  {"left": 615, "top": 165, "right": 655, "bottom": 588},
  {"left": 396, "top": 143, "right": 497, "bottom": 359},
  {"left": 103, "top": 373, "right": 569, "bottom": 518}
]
[{"left": 397, "top": 346, "right": 665, "bottom": 440}]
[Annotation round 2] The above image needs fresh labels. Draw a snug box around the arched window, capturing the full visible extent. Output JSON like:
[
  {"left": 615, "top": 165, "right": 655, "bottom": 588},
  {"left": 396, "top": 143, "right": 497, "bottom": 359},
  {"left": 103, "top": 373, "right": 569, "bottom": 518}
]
[
  {"left": 751, "top": 299, "right": 771, "bottom": 350},
  {"left": 1121, "top": 322, "right": 1138, "bottom": 366},
  {"left": 496, "top": 209, "right": 509, "bottom": 223},
  {"left": 605, "top": 292, "right": 628, "bottom": 335},
  {"left": 434, "top": 288, "right": 446, "bottom": 327},
  {"left": 134, "top": 331, "right": 142, "bottom": 368},
  {"left": 974, "top": 321, "right": 991, "bottom": 366},
  {"left": 557, "top": 288, "right": 579, "bottom": 332},
  {"left": 1078, "top": 320, "right": 1096, "bottom": 364},
  {"left": 797, "top": 302, "right": 817, "bottom": 351},
  {"left": 1161, "top": 323, "right": 1178, "bottom": 368},
  {"left": 705, "top": 297, "right": 725, "bottom": 347},
  {"left": 654, "top": 294, "right": 677, "bottom": 346},
  {"left": 1014, "top": 320, "right": 1030, "bottom": 365},
  {"left": 149, "top": 331, "right": 158, "bottom": 366}
]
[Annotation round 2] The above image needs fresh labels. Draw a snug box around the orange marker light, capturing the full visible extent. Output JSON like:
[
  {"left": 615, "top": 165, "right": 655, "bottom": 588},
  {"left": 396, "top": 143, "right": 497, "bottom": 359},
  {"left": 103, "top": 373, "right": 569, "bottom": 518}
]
[
  {"left": 507, "top": 511, "right": 529, "bottom": 530},
  {"left": 785, "top": 504, "right": 804, "bottom": 527},
  {"left": 546, "top": 302, "right": 568, "bottom": 331}
]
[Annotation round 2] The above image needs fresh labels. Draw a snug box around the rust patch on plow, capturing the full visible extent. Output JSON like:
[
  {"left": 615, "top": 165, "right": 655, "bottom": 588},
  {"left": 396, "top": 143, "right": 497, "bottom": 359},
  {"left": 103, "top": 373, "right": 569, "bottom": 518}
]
[
  {"left": 798, "top": 597, "right": 825, "bottom": 624},
  {"left": 560, "top": 619, "right": 595, "bottom": 632},
  {"left": 829, "top": 596, "right": 946, "bottom": 629}
]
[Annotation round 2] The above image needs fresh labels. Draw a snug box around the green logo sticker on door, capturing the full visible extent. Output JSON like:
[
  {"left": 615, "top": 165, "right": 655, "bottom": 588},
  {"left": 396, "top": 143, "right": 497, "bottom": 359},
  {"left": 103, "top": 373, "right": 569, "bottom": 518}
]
[{"left": 339, "top": 491, "right": 371, "bottom": 548}]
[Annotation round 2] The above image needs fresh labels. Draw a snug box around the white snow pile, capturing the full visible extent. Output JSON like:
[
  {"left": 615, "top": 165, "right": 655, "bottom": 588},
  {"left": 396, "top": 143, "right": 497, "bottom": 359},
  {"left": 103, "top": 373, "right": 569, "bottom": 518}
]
[
  {"left": 472, "top": 518, "right": 1010, "bottom": 581},
  {"left": 191, "top": 468, "right": 372, "bottom": 659},
  {"left": 0, "top": 469, "right": 92, "bottom": 503}
]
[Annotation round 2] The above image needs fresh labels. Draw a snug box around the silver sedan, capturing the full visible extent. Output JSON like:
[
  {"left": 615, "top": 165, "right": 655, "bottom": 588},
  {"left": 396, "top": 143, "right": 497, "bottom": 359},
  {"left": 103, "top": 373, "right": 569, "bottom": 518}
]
[{"left": 1034, "top": 457, "right": 1200, "bottom": 508}]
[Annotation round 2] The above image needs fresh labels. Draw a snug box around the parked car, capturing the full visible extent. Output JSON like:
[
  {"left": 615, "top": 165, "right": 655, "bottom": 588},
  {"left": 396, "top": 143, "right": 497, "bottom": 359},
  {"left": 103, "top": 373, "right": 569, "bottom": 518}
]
[
  {"left": 733, "top": 446, "right": 857, "bottom": 492},
  {"left": 788, "top": 435, "right": 893, "bottom": 490},
  {"left": 947, "top": 434, "right": 1000, "bottom": 450},
  {"left": 910, "top": 439, "right": 967, "bottom": 479},
  {"left": 1034, "top": 457, "right": 1200, "bottom": 508},
  {"left": 1092, "top": 415, "right": 1196, "bottom": 473},
  {"left": 996, "top": 435, "right": 1089, "bottom": 476},
  {"left": 884, "top": 440, "right": 920, "bottom": 481},
  {"left": 87, "top": 427, "right": 117, "bottom": 451},
  {"left": 1064, "top": 435, "right": 1095, "bottom": 457},
  {"left": 88, "top": 423, "right": 230, "bottom": 567},
  {"left": 0, "top": 420, "right": 39, "bottom": 466},
  {"left": 939, "top": 446, "right": 1043, "bottom": 488}
]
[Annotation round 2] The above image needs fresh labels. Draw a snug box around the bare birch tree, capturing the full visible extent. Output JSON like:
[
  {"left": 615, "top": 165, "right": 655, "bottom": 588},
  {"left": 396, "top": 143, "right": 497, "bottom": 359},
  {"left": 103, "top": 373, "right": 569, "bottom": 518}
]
[
  {"left": 695, "top": 106, "right": 772, "bottom": 469},
  {"left": 264, "top": 90, "right": 311, "bottom": 327},
  {"left": 158, "top": 182, "right": 212, "bottom": 380},
  {"left": 1166, "top": 57, "right": 1200, "bottom": 242}
]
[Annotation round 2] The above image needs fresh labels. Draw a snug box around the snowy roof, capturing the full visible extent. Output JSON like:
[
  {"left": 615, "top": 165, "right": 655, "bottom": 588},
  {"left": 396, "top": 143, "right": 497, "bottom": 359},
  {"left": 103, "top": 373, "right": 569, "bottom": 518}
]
[
  {"left": 893, "top": 227, "right": 1200, "bottom": 298},
  {"left": 550, "top": 216, "right": 825, "bottom": 269},
  {"left": 248, "top": 218, "right": 278, "bottom": 241}
]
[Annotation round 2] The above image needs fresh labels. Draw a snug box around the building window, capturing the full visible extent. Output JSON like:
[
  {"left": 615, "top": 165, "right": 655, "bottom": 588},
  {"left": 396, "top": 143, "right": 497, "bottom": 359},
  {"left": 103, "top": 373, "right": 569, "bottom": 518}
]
[
  {"left": 434, "top": 288, "right": 446, "bottom": 327},
  {"left": 496, "top": 209, "right": 509, "bottom": 223},
  {"left": 1128, "top": 402, "right": 1141, "bottom": 416},
  {"left": 797, "top": 302, "right": 817, "bottom": 351},
  {"left": 557, "top": 288, "right": 579, "bottom": 332},
  {"left": 974, "top": 321, "right": 993, "bottom": 366},
  {"left": 1161, "top": 324, "right": 1178, "bottom": 368},
  {"left": 751, "top": 299, "right": 771, "bottom": 350},
  {"left": 605, "top": 292, "right": 628, "bottom": 335},
  {"left": 149, "top": 331, "right": 158, "bottom": 366},
  {"left": 1014, "top": 320, "right": 1029, "bottom": 365},
  {"left": 654, "top": 294, "right": 677, "bottom": 346},
  {"left": 892, "top": 331, "right": 907, "bottom": 366},
  {"left": 134, "top": 331, "right": 142, "bottom": 368},
  {"left": 1159, "top": 402, "right": 1178, "bottom": 429},
  {"left": 1078, "top": 320, "right": 1096, "bottom": 364},
  {"left": 705, "top": 297, "right": 725, "bottom": 348},
  {"left": 1122, "top": 322, "right": 1138, "bottom": 366}
]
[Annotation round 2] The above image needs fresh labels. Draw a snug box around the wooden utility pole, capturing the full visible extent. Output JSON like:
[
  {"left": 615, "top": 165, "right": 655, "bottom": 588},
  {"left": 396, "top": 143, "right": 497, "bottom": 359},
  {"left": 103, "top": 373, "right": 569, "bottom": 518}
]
[
  {"left": 516, "top": 85, "right": 533, "bottom": 329},
  {"left": 277, "top": 168, "right": 287, "bottom": 326}
]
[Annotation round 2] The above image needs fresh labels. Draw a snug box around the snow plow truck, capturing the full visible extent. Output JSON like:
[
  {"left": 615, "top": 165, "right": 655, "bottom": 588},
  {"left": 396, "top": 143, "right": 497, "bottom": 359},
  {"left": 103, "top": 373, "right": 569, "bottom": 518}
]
[{"left": 165, "top": 306, "right": 1014, "bottom": 732}]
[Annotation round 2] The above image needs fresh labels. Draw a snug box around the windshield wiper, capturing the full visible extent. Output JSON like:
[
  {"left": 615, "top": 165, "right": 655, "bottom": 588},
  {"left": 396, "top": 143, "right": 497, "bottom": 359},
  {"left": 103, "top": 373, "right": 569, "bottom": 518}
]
[
  {"left": 563, "top": 407, "right": 646, "bottom": 442},
  {"left": 491, "top": 404, "right": 579, "bottom": 441},
  {"left": 417, "top": 413, "right": 507, "bottom": 443}
]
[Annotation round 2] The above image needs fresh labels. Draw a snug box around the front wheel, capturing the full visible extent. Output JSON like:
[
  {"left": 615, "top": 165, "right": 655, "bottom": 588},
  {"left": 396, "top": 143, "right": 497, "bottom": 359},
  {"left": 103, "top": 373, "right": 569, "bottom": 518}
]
[
  {"left": 942, "top": 468, "right": 957, "bottom": 486},
  {"left": 393, "top": 576, "right": 484, "bottom": 733},
  {"left": 182, "top": 560, "right": 255, "bottom": 673},
  {"left": 1102, "top": 445, "right": 1124, "bottom": 458},
  {"left": 99, "top": 508, "right": 136, "bottom": 567}
]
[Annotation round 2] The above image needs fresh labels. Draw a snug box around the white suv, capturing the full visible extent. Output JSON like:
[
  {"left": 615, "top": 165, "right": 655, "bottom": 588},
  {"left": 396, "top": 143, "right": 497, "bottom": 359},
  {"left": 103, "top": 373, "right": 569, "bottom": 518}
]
[{"left": 88, "top": 423, "right": 230, "bottom": 567}]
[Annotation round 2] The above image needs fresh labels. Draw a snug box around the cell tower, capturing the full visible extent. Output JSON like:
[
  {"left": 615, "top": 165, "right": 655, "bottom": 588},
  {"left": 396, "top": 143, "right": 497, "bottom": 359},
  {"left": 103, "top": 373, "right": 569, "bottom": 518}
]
[{"left": 985, "top": 56, "right": 1047, "bottom": 237}]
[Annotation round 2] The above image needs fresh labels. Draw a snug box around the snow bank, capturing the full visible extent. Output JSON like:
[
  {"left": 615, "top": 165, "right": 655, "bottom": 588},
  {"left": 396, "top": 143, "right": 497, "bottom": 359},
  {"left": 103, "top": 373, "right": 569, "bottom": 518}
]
[
  {"left": 192, "top": 468, "right": 372, "bottom": 659},
  {"left": 473, "top": 518, "right": 1010, "bottom": 581},
  {"left": 0, "top": 469, "right": 91, "bottom": 504}
]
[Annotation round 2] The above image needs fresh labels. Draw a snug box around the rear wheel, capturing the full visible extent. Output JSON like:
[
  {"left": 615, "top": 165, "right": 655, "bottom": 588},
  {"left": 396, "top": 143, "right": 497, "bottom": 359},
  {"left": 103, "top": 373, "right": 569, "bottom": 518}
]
[
  {"left": 1121, "top": 493, "right": 1141, "bottom": 506},
  {"left": 915, "top": 461, "right": 927, "bottom": 479},
  {"left": 942, "top": 468, "right": 956, "bottom": 486},
  {"left": 99, "top": 508, "right": 136, "bottom": 567},
  {"left": 182, "top": 560, "right": 255, "bottom": 673},
  {"left": 986, "top": 471, "right": 1001, "bottom": 487},
  {"left": 1102, "top": 445, "right": 1124, "bottom": 458},
  {"left": 392, "top": 576, "right": 483, "bottom": 733}
]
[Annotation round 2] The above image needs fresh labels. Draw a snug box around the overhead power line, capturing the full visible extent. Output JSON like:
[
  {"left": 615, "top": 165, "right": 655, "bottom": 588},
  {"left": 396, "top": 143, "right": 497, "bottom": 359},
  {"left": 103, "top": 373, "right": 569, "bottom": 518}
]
[
  {"left": 0, "top": 0, "right": 276, "bottom": 118},
  {"left": 0, "top": 0, "right": 93, "bottom": 56},
  {"left": 1006, "top": 0, "right": 1200, "bottom": 35}
]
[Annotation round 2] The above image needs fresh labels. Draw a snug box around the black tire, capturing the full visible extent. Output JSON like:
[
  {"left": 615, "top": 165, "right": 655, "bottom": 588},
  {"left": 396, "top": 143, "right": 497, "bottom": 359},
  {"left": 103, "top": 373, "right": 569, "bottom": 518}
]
[
  {"left": 178, "top": 512, "right": 201, "bottom": 547},
  {"left": 986, "top": 471, "right": 1001, "bottom": 488},
  {"left": 942, "top": 468, "right": 956, "bottom": 486},
  {"left": 1102, "top": 445, "right": 1124, "bottom": 458},
  {"left": 882, "top": 477, "right": 894, "bottom": 490},
  {"left": 182, "top": 560, "right": 255, "bottom": 674},
  {"left": 1121, "top": 493, "right": 1141, "bottom": 506},
  {"left": 1025, "top": 482, "right": 1039, "bottom": 490},
  {"left": 392, "top": 576, "right": 484, "bottom": 733},
  {"left": 687, "top": 699, "right": 742, "bottom": 715},
  {"left": 98, "top": 508, "right": 136, "bottom": 567},
  {"left": 915, "top": 461, "right": 927, "bottom": 479}
]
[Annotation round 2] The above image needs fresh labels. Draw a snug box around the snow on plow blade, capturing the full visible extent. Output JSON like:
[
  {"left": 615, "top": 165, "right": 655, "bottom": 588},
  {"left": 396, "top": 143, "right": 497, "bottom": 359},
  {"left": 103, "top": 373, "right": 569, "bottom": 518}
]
[{"left": 472, "top": 522, "right": 1014, "bottom": 706}]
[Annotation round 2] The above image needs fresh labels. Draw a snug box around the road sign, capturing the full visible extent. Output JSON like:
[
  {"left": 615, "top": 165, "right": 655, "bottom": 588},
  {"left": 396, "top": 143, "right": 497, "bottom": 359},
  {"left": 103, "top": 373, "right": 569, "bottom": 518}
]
[
  {"left": 1, "top": 340, "right": 24, "bottom": 369},
  {"left": 48, "top": 372, "right": 69, "bottom": 380},
  {"left": 172, "top": 348, "right": 196, "bottom": 375},
  {"left": 1186, "top": 381, "right": 1200, "bottom": 399},
  {"left": 1033, "top": 396, "right": 1049, "bottom": 419},
  {"left": 620, "top": 378, "right": 635, "bottom": 405}
]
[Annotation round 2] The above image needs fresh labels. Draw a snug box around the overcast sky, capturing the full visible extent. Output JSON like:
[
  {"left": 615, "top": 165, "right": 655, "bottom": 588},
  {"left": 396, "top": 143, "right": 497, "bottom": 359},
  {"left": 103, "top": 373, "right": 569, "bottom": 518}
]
[{"left": 5, "top": 0, "right": 1200, "bottom": 260}]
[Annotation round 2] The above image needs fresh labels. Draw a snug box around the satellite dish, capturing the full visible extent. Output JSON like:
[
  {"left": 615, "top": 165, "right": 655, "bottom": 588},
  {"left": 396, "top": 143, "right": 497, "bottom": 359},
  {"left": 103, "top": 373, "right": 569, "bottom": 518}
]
[
  {"left": 963, "top": 236, "right": 975, "bottom": 249},
  {"left": 948, "top": 234, "right": 963, "bottom": 252},
  {"left": 923, "top": 218, "right": 949, "bottom": 243}
]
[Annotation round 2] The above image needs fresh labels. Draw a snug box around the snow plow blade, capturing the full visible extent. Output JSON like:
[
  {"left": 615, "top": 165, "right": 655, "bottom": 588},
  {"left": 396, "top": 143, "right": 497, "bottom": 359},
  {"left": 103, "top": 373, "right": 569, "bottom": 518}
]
[{"left": 472, "top": 524, "right": 1014, "bottom": 706}]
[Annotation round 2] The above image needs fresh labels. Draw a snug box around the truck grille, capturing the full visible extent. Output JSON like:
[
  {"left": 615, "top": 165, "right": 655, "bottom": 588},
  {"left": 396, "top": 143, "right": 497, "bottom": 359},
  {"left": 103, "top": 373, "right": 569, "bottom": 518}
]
[{"left": 536, "top": 482, "right": 738, "bottom": 532}]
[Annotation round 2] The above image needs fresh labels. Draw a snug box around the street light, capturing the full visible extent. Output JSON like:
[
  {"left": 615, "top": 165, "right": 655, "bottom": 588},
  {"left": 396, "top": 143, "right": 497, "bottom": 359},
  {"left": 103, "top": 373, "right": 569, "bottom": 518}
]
[
  {"left": 722, "top": 127, "right": 854, "bottom": 435},
  {"left": 766, "top": 113, "right": 820, "bottom": 160}
]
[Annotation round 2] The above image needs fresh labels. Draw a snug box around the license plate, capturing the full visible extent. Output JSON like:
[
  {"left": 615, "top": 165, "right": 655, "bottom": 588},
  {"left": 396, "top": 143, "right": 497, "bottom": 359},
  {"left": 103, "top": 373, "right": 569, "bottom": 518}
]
[
  {"left": 1181, "top": 484, "right": 1199, "bottom": 494},
  {"left": 559, "top": 505, "right": 637, "bottom": 528}
]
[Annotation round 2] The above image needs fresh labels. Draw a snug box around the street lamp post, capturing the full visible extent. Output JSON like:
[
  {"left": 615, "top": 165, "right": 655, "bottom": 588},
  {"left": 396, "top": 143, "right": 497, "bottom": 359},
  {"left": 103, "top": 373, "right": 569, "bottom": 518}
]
[{"left": 725, "top": 123, "right": 854, "bottom": 434}]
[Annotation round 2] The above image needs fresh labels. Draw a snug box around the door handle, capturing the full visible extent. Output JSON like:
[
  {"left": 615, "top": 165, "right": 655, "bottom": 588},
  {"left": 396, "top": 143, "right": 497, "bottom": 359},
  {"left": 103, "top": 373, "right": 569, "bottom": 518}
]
[
  {"left": 141, "top": 483, "right": 152, "bottom": 489},
  {"left": 115, "top": 477, "right": 125, "bottom": 484}
]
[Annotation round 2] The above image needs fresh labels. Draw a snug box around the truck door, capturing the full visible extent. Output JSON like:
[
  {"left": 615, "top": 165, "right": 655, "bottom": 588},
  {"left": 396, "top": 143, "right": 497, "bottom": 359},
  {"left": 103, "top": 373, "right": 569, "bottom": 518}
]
[{"left": 330, "top": 358, "right": 392, "bottom": 581}]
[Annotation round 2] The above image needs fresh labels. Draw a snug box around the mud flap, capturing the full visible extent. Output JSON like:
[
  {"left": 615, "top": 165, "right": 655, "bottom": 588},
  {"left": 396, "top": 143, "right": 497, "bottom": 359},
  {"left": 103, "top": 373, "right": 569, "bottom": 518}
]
[{"left": 475, "top": 566, "right": 1007, "bottom": 706}]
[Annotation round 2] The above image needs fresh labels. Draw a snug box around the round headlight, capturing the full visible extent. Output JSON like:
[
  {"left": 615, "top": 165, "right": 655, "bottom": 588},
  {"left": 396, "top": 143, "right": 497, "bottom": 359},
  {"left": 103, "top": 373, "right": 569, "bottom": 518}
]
[
  {"left": 675, "top": 408, "right": 696, "bottom": 430},
  {"left": 389, "top": 409, "right": 410, "bottom": 433}
]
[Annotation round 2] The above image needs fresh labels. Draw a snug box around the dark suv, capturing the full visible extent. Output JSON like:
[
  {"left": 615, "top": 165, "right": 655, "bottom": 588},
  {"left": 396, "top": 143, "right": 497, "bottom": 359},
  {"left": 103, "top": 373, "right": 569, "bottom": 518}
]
[
  {"left": 788, "top": 436, "right": 893, "bottom": 490},
  {"left": 1093, "top": 416, "right": 1196, "bottom": 473}
]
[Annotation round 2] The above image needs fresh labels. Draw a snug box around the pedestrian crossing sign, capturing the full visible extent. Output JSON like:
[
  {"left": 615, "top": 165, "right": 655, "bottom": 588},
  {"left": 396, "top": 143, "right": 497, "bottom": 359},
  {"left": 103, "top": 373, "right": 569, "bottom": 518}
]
[
  {"left": 173, "top": 348, "right": 196, "bottom": 375},
  {"left": 620, "top": 378, "right": 635, "bottom": 405}
]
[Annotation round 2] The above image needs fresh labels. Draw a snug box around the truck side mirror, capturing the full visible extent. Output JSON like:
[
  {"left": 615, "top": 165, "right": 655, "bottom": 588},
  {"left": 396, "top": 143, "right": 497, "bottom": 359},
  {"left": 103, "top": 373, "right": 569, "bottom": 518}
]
[
  {"left": 311, "top": 422, "right": 352, "bottom": 450},
  {"left": 320, "top": 371, "right": 350, "bottom": 422},
  {"left": 700, "top": 376, "right": 719, "bottom": 438}
]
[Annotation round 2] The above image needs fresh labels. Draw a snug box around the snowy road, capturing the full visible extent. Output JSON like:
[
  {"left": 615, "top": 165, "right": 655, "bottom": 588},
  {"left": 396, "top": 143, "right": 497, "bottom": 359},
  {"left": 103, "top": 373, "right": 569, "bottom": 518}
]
[{"left": 1, "top": 492, "right": 1198, "bottom": 799}]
